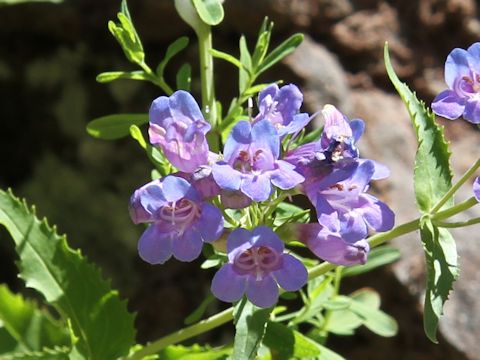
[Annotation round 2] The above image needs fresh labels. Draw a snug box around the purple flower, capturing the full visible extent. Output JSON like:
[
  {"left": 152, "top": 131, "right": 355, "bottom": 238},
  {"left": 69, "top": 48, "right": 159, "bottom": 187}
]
[
  {"left": 432, "top": 43, "right": 480, "bottom": 124},
  {"left": 255, "top": 84, "right": 311, "bottom": 137},
  {"left": 474, "top": 177, "right": 480, "bottom": 202},
  {"left": 306, "top": 161, "right": 395, "bottom": 242},
  {"left": 295, "top": 212, "right": 370, "bottom": 265},
  {"left": 212, "top": 120, "right": 304, "bottom": 202},
  {"left": 211, "top": 226, "right": 307, "bottom": 308},
  {"left": 149, "top": 90, "right": 211, "bottom": 172},
  {"left": 129, "top": 175, "right": 224, "bottom": 264}
]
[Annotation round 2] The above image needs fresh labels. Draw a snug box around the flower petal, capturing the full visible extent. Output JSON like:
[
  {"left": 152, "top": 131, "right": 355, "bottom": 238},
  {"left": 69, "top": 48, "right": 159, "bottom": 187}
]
[
  {"left": 162, "top": 175, "right": 197, "bottom": 202},
  {"left": 273, "top": 254, "right": 307, "bottom": 292},
  {"left": 211, "top": 264, "right": 247, "bottom": 303},
  {"left": 197, "top": 203, "right": 224, "bottom": 242},
  {"left": 251, "top": 226, "right": 284, "bottom": 253},
  {"left": 431, "top": 90, "right": 466, "bottom": 120},
  {"left": 463, "top": 98, "right": 480, "bottom": 124},
  {"left": 467, "top": 42, "right": 480, "bottom": 74},
  {"left": 169, "top": 90, "right": 205, "bottom": 125},
  {"left": 474, "top": 177, "right": 480, "bottom": 202},
  {"left": 349, "top": 119, "right": 365, "bottom": 143},
  {"left": 137, "top": 225, "right": 173, "bottom": 265},
  {"left": 445, "top": 48, "right": 471, "bottom": 89},
  {"left": 241, "top": 174, "right": 272, "bottom": 202},
  {"left": 361, "top": 194, "right": 395, "bottom": 232},
  {"left": 172, "top": 228, "right": 203, "bottom": 262},
  {"left": 212, "top": 162, "right": 242, "bottom": 191},
  {"left": 224, "top": 121, "right": 252, "bottom": 162},
  {"left": 246, "top": 275, "right": 279, "bottom": 308},
  {"left": 227, "top": 228, "right": 253, "bottom": 255},
  {"left": 251, "top": 120, "right": 280, "bottom": 159},
  {"left": 270, "top": 161, "right": 305, "bottom": 190}
]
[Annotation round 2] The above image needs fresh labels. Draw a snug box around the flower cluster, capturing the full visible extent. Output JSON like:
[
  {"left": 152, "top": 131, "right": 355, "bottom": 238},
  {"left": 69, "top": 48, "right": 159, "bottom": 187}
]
[{"left": 129, "top": 84, "right": 394, "bottom": 307}]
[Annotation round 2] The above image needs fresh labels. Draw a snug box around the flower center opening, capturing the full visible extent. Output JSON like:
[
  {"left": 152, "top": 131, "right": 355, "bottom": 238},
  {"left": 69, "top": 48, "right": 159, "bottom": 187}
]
[
  {"left": 160, "top": 198, "right": 200, "bottom": 230},
  {"left": 234, "top": 246, "right": 281, "bottom": 281}
]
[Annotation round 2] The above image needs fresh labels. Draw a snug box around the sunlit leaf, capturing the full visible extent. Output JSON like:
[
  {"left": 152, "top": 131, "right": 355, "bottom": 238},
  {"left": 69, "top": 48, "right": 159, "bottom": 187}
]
[{"left": 87, "top": 113, "right": 149, "bottom": 140}]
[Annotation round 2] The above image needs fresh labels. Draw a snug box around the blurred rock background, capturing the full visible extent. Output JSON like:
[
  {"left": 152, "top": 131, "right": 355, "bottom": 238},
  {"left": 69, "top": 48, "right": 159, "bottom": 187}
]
[{"left": 0, "top": 0, "right": 479, "bottom": 358}]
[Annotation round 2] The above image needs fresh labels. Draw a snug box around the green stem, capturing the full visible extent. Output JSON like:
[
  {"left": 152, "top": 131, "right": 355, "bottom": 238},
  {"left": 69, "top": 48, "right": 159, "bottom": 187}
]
[
  {"left": 435, "top": 217, "right": 480, "bottom": 228},
  {"left": 139, "top": 61, "right": 173, "bottom": 95},
  {"left": 126, "top": 215, "right": 426, "bottom": 359},
  {"left": 433, "top": 197, "right": 478, "bottom": 221},
  {"left": 126, "top": 308, "right": 234, "bottom": 360},
  {"left": 431, "top": 159, "right": 480, "bottom": 214}
]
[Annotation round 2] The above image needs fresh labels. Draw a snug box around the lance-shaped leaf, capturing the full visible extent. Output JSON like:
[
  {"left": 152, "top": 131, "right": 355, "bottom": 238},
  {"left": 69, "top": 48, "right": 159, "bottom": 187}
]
[
  {"left": 420, "top": 219, "right": 459, "bottom": 342},
  {"left": 87, "top": 113, "right": 149, "bottom": 140},
  {"left": 384, "top": 43, "right": 453, "bottom": 212},
  {"left": 0, "top": 189, "right": 136, "bottom": 359},
  {"left": 232, "top": 299, "right": 272, "bottom": 360}
]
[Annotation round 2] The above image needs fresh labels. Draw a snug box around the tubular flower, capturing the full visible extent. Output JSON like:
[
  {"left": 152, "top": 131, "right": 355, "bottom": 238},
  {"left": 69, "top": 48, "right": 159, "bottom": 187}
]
[
  {"left": 254, "top": 84, "right": 310, "bottom": 137},
  {"left": 211, "top": 226, "right": 307, "bottom": 308},
  {"left": 212, "top": 119, "right": 304, "bottom": 202},
  {"left": 129, "top": 175, "right": 224, "bottom": 264},
  {"left": 149, "top": 90, "right": 211, "bottom": 172},
  {"left": 432, "top": 43, "right": 480, "bottom": 124},
  {"left": 294, "top": 212, "right": 370, "bottom": 265}
]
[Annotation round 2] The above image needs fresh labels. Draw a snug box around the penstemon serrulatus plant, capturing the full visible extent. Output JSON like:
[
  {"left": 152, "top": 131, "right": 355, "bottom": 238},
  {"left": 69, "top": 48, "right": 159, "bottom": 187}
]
[{"left": 0, "top": 1, "right": 479, "bottom": 359}]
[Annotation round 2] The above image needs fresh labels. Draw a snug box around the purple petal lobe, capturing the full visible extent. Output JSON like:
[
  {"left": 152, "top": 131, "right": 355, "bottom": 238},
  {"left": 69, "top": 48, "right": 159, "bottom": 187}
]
[
  {"left": 445, "top": 48, "right": 471, "bottom": 89},
  {"left": 138, "top": 225, "right": 173, "bottom": 264},
  {"left": 246, "top": 275, "right": 279, "bottom": 308},
  {"left": 463, "top": 98, "right": 480, "bottom": 124},
  {"left": 273, "top": 254, "right": 307, "bottom": 291},
  {"left": 197, "top": 203, "right": 224, "bottom": 242},
  {"left": 241, "top": 174, "right": 272, "bottom": 202},
  {"left": 251, "top": 120, "right": 280, "bottom": 159},
  {"left": 251, "top": 226, "right": 284, "bottom": 253},
  {"left": 431, "top": 90, "right": 465, "bottom": 120},
  {"left": 224, "top": 121, "right": 252, "bottom": 162},
  {"left": 349, "top": 119, "right": 365, "bottom": 143},
  {"left": 162, "top": 175, "right": 195, "bottom": 202},
  {"left": 270, "top": 161, "right": 305, "bottom": 190},
  {"left": 172, "top": 228, "right": 203, "bottom": 262},
  {"left": 212, "top": 162, "right": 242, "bottom": 191},
  {"left": 474, "top": 177, "right": 480, "bottom": 202},
  {"left": 211, "top": 264, "right": 247, "bottom": 302},
  {"left": 467, "top": 43, "right": 480, "bottom": 74},
  {"left": 361, "top": 195, "right": 395, "bottom": 232},
  {"left": 169, "top": 90, "right": 205, "bottom": 123},
  {"left": 227, "top": 228, "right": 253, "bottom": 254}
]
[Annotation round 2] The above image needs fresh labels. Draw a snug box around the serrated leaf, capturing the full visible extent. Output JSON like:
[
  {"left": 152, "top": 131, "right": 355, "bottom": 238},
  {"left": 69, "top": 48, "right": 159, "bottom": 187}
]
[
  {"left": 0, "top": 285, "right": 69, "bottom": 353},
  {"left": 0, "top": 189, "right": 136, "bottom": 359},
  {"left": 176, "top": 63, "right": 192, "bottom": 90},
  {"left": 95, "top": 71, "right": 147, "bottom": 83},
  {"left": 191, "top": 0, "right": 224, "bottom": 26},
  {"left": 342, "top": 246, "right": 401, "bottom": 277},
  {"left": 156, "top": 37, "right": 189, "bottom": 77},
  {"left": 239, "top": 36, "right": 252, "bottom": 94},
  {"left": 87, "top": 113, "right": 149, "bottom": 140},
  {"left": 420, "top": 219, "right": 458, "bottom": 343},
  {"left": 232, "top": 299, "right": 272, "bottom": 360},
  {"left": 384, "top": 43, "right": 453, "bottom": 212},
  {"left": 256, "top": 34, "right": 303, "bottom": 75}
]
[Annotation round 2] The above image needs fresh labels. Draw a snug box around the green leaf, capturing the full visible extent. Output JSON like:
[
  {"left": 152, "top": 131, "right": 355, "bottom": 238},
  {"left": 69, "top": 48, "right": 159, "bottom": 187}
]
[
  {"left": 108, "top": 9, "right": 144, "bottom": 65},
  {"left": 349, "top": 297, "right": 398, "bottom": 337},
  {"left": 0, "top": 189, "right": 136, "bottom": 359},
  {"left": 256, "top": 34, "right": 303, "bottom": 75},
  {"left": 342, "top": 246, "right": 401, "bottom": 277},
  {"left": 297, "top": 126, "right": 322, "bottom": 146},
  {"left": 239, "top": 36, "right": 252, "bottom": 94},
  {"left": 251, "top": 18, "right": 273, "bottom": 68},
  {"left": 232, "top": 299, "right": 272, "bottom": 360},
  {"left": 384, "top": 43, "right": 453, "bottom": 212},
  {"left": 184, "top": 294, "right": 215, "bottom": 325},
  {"left": 176, "top": 63, "right": 192, "bottom": 91},
  {"left": 210, "top": 49, "right": 243, "bottom": 69},
  {"left": 95, "top": 71, "right": 147, "bottom": 83},
  {"left": 1, "top": 347, "right": 69, "bottom": 359},
  {"left": 326, "top": 308, "right": 362, "bottom": 336},
  {"left": 86, "top": 113, "right": 149, "bottom": 140},
  {"left": 420, "top": 219, "right": 458, "bottom": 343},
  {"left": 156, "top": 37, "right": 189, "bottom": 77},
  {"left": 263, "top": 322, "right": 319, "bottom": 360},
  {"left": 0, "top": 285, "right": 69, "bottom": 353},
  {"left": 191, "top": 0, "right": 224, "bottom": 26}
]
